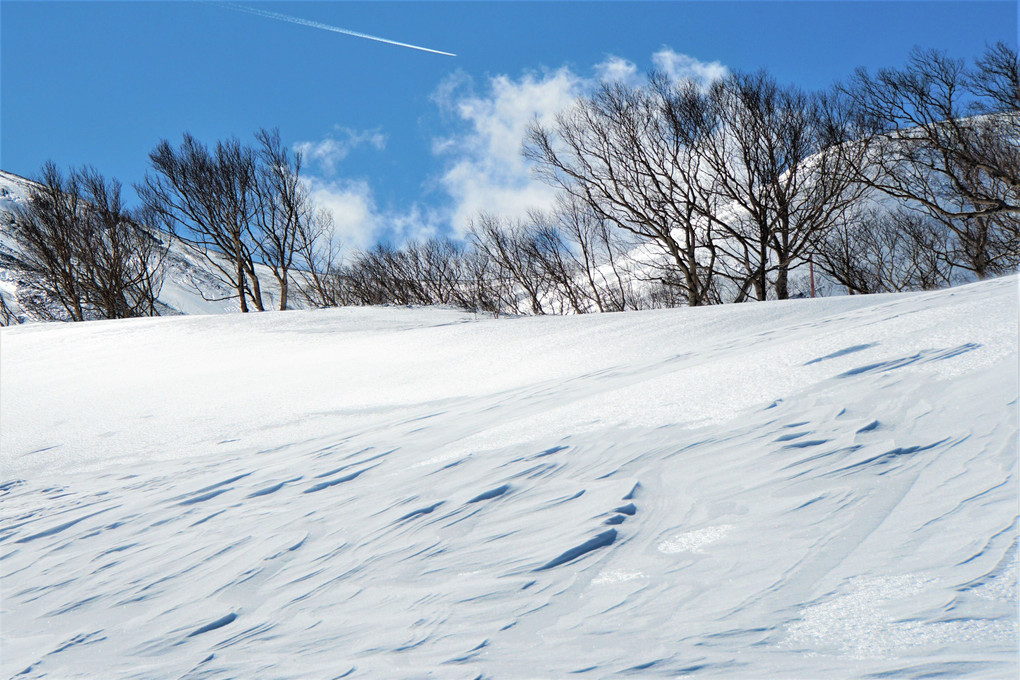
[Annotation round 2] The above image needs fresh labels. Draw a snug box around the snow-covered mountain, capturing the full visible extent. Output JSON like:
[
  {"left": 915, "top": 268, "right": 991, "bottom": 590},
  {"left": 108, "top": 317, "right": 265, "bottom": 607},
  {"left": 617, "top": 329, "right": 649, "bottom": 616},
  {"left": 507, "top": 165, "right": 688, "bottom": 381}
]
[
  {"left": 0, "top": 170, "right": 300, "bottom": 323},
  {"left": 2, "top": 274, "right": 1017, "bottom": 678}
]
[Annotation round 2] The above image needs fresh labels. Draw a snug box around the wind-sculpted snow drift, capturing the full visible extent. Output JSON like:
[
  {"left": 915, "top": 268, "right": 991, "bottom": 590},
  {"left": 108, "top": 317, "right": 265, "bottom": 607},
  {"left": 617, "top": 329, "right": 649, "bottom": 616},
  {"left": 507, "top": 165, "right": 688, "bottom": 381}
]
[{"left": 1, "top": 277, "right": 1017, "bottom": 678}]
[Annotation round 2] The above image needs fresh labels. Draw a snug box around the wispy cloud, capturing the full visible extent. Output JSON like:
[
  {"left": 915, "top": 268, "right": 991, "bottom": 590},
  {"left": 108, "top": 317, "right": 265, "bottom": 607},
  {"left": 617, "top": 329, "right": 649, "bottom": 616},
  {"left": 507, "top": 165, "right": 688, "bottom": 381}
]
[
  {"left": 651, "top": 48, "right": 728, "bottom": 87},
  {"left": 302, "top": 177, "right": 444, "bottom": 251},
  {"left": 431, "top": 67, "right": 584, "bottom": 234},
  {"left": 218, "top": 2, "right": 456, "bottom": 57},
  {"left": 594, "top": 55, "right": 640, "bottom": 86},
  {"left": 295, "top": 128, "right": 388, "bottom": 176},
  {"left": 430, "top": 49, "right": 727, "bottom": 235},
  {"left": 304, "top": 49, "right": 728, "bottom": 248},
  {"left": 302, "top": 177, "right": 380, "bottom": 250}
]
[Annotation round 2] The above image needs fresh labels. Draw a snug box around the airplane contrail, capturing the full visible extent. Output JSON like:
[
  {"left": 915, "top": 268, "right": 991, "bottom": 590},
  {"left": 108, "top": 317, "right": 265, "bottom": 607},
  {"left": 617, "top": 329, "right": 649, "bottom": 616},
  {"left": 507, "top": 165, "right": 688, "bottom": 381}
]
[{"left": 218, "top": 2, "right": 456, "bottom": 57}]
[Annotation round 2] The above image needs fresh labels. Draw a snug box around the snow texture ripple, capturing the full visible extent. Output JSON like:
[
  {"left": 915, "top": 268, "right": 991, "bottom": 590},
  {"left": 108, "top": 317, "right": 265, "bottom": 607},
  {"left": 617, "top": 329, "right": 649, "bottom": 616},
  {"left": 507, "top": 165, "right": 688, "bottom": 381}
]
[{"left": 1, "top": 276, "right": 1018, "bottom": 678}]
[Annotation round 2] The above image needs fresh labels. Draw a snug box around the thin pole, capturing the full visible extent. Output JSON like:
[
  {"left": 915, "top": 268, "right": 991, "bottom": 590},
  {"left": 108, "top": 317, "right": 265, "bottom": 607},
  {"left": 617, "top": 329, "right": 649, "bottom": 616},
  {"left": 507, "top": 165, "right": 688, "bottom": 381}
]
[{"left": 809, "top": 255, "right": 816, "bottom": 298}]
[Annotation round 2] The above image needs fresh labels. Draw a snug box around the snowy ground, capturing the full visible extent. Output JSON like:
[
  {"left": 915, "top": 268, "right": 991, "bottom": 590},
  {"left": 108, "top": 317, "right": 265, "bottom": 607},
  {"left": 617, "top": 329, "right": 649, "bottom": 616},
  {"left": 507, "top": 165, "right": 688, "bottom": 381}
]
[{"left": 1, "top": 276, "right": 1018, "bottom": 678}]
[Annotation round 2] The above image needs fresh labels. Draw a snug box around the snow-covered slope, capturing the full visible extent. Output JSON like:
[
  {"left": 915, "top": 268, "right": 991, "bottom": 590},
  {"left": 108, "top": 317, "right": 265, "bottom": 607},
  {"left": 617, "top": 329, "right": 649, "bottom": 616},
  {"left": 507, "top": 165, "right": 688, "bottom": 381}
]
[{"left": 1, "top": 276, "right": 1018, "bottom": 678}]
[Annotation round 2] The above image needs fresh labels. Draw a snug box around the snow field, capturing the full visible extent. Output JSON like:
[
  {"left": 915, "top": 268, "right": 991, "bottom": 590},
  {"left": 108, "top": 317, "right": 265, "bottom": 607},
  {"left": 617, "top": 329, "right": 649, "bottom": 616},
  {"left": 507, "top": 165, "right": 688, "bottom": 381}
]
[{"left": 1, "top": 276, "right": 1017, "bottom": 678}]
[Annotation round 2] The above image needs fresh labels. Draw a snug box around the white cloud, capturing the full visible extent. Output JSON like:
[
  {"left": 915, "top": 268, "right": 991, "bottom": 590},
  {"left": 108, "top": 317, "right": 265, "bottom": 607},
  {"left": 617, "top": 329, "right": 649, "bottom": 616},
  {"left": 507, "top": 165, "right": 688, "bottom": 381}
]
[
  {"left": 295, "top": 127, "right": 387, "bottom": 176},
  {"left": 298, "top": 48, "right": 728, "bottom": 251},
  {"left": 430, "top": 48, "right": 726, "bottom": 236},
  {"left": 594, "top": 55, "right": 640, "bottom": 85},
  {"left": 432, "top": 67, "right": 586, "bottom": 234},
  {"left": 386, "top": 203, "right": 445, "bottom": 244},
  {"left": 302, "top": 177, "right": 380, "bottom": 250},
  {"left": 302, "top": 177, "right": 443, "bottom": 252},
  {"left": 651, "top": 48, "right": 728, "bottom": 87}
]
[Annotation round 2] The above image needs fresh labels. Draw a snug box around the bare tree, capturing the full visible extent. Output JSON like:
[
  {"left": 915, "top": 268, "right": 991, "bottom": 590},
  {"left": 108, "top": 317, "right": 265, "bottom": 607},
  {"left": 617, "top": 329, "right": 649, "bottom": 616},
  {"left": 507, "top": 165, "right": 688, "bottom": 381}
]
[
  {"left": 814, "top": 207, "right": 953, "bottom": 294},
  {"left": 407, "top": 238, "right": 467, "bottom": 305},
  {"left": 525, "top": 77, "right": 719, "bottom": 306},
  {"left": 459, "top": 246, "right": 502, "bottom": 315},
  {"left": 843, "top": 44, "right": 1020, "bottom": 278},
  {"left": 140, "top": 133, "right": 265, "bottom": 312},
  {"left": 517, "top": 214, "right": 587, "bottom": 314},
  {"left": 0, "top": 293, "right": 19, "bottom": 326},
  {"left": 695, "top": 71, "right": 867, "bottom": 300},
  {"left": 12, "top": 163, "right": 168, "bottom": 321},
  {"left": 524, "top": 198, "right": 641, "bottom": 313},
  {"left": 469, "top": 213, "right": 552, "bottom": 315},
  {"left": 554, "top": 196, "right": 637, "bottom": 312},
  {"left": 141, "top": 129, "right": 342, "bottom": 312},
  {"left": 253, "top": 128, "right": 310, "bottom": 310},
  {"left": 526, "top": 70, "right": 865, "bottom": 304},
  {"left": 359, "top": 243, "right": 431, "bottom": 305},
  {"left": 294, "top": 207, "right": 346, "bottom": 308},
  {"left": 76, "top": 170, "right": 169, "bottom": 318},
  {"left": 12, "top": 163, "right": 89, "bottom": 320}
]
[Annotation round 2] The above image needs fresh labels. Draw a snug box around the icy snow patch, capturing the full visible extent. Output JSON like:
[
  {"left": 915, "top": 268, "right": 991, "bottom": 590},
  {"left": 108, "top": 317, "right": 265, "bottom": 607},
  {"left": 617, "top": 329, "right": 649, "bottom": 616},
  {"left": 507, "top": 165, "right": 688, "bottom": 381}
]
[
  {"left": 785, "top": 574, "right": 1018, "bottom": 659},
  {"left": 593, "top": 570, "right": 648, "bottom": 584},
  {"left": 657, "top": 524, "right": 735, "bottom": 554}
]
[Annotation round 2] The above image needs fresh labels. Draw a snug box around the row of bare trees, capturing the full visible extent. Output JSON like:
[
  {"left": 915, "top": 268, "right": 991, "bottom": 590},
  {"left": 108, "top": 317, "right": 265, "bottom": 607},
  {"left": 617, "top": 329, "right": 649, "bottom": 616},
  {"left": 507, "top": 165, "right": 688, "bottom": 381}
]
[
  {"left": 293, "top": 199, "right": 655, "bottom": 316},
  {"left": 10, "top": 163, "right": 169, "bottom": 321},
  {"left": 522, "top": 43, "right": 1018, "bottom": 303},
  {"left": 325, "top": 44, "right": 1016, "bottom": 313},
  {"left": 7, "top": 46, "right": 1017, "bottom": 322},
  {"left": 824, "top": 43, "right": 1020, "bottom": 288},
  {"left": 7, "top": 128, "right": 335, "bottom": 322},
  {"left": 139, "top": 128, "right": 330, "bottom": 312},
  {"left": 524, "top": 70, "right": 871, "bottom": 305}
]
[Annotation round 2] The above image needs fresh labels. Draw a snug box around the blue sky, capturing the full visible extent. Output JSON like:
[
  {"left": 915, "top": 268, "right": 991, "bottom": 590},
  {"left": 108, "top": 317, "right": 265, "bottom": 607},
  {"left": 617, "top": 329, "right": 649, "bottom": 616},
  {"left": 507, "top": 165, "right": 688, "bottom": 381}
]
[{"left": 2, "top": 1, "right": 1016, "bottom": 247}]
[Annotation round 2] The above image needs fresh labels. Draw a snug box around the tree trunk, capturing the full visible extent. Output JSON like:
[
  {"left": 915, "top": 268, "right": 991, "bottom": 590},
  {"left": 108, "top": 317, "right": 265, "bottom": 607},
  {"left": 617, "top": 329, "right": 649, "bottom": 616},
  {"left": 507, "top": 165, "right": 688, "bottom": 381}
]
[
  {"left": 278, "top": 276, "right": 289, "bottom": 311},
  {"left": 775, "top": 261, "right": 789, "bottom": 300},
  {"left": 249, "top": 268, "right": 265, "bottom": 312},
  {"left": 234, "top": 234, "right": 248, "bottom": 313}
]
